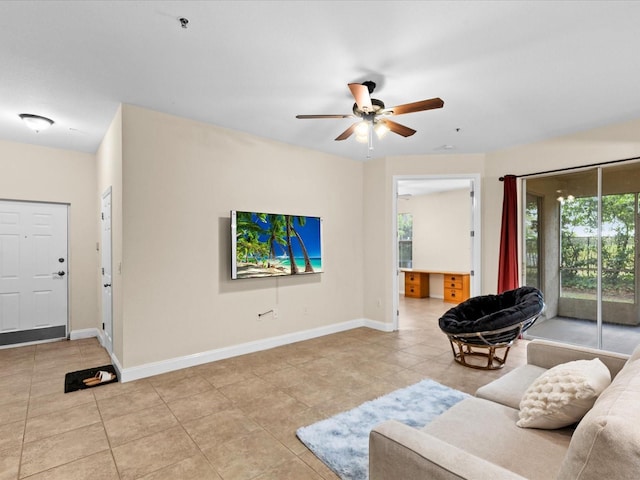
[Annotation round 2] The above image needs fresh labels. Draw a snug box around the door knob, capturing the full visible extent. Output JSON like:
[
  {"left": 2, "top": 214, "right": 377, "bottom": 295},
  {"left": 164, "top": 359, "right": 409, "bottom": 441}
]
[
  {"left": 53, "top": 271, "right": 65, "bottom": 277},
  {"left": 104, "top": 283, "right": 112, "bottom": 288}
]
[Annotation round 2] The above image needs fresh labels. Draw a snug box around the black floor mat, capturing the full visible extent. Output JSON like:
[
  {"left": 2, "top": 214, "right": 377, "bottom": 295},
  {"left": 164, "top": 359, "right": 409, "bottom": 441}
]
[{"left": 64, "top": 364, "right": 118, "bottom": 393}]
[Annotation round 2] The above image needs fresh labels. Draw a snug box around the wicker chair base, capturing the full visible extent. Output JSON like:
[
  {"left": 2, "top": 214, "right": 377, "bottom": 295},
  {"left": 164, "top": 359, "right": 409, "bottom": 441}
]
[{"left": 447, "top": 337, "right": 513, "bottom": 370}]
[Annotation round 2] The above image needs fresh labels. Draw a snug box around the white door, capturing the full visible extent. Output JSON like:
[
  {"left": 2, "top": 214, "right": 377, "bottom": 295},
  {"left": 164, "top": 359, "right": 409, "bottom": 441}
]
[
  {"left": 0, "top": 201, "right": 68, "bottom": 345},
  {"left": 101, "top": 189, "right": 113, "bottom": 353}
]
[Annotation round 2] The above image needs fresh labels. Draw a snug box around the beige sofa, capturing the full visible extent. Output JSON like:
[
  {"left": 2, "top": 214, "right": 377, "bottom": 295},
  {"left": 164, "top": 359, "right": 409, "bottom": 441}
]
[{"left": 370, "top": 339, "right": 640, "bottom": 480}]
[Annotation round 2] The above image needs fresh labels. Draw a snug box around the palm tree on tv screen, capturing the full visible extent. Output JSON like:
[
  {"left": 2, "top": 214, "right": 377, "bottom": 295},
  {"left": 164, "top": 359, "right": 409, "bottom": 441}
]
[
  {"left": 284, "top": 215, "right": 299, "bottom": 274},
  {"left": 237, "top": 230, "right": 267, "bottom": 264},
  {"left": 266, "top": 214, "right": 287, "bottom": 267},
  {"left": 291, "top": 216, "right": 315, "bottom": 273},
  {"left": 237, "top": 212, "right": 270, "bottom": 266}
]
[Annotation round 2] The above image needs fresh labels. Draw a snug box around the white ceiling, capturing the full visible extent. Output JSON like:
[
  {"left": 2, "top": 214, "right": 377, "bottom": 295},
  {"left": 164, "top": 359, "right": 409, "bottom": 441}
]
[{"left": 2, "top": 1, "right": 640, "bottom": 161}]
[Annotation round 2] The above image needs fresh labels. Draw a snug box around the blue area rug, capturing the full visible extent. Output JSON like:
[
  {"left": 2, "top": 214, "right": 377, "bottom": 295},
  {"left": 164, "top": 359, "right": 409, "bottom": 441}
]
[{"left": 296, "top": 379, "right": 468, "bottom": 480}]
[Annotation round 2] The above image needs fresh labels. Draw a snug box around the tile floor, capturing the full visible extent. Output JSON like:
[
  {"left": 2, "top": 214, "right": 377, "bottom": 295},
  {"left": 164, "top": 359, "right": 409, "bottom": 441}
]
[{"left": 0, "top": 298, "right": 529, "bottom": 480}]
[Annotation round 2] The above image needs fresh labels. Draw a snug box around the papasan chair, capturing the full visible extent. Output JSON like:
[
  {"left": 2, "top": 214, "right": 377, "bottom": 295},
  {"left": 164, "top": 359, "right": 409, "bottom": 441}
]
[{"left": 438, "top": 286, "right": 544, "bottom": 370}]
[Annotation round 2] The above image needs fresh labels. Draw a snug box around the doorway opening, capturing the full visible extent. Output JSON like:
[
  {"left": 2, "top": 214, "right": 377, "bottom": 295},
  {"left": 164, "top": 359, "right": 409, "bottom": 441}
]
[{"left": 392, "top": 175, "right": 481, "bottom": 330}]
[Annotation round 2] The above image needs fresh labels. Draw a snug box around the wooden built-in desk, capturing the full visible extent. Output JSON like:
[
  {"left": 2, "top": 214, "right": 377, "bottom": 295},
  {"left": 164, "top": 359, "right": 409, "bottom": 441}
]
[{"left": 402, "top": 269, "right": 470, "bottom": 304}]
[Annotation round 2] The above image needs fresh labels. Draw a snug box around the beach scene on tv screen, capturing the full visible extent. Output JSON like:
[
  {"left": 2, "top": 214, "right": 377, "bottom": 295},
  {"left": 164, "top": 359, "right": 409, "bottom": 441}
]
[{"left": 235, "top": 212, "right": 322, "bottom": 279}]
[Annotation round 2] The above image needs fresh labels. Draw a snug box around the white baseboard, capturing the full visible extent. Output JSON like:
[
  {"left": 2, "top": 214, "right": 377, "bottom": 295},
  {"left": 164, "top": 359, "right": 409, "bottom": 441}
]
[
  {"left": 364, "top": 318, "right": 395, "bottom": 332},
  {"left": 69, "top": 328, "right": 99, "bottom": 341},
  {"left": 110, "top": 350, "right": 124, "bottom": 381},
  {"left": 96, "top": 328, "right": 105, "bottom": 346},
  {"left": 118, "top": 318, "right": 393, "bottom": 383},
  {"left": 91, "top": 329, "right": 124, "bottom": 381}
]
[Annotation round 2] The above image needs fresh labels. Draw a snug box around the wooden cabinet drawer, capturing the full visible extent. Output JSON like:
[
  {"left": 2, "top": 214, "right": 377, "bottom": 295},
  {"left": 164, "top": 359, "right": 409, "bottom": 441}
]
[
  {"left": 445, "top": 280, "right": 463, "bottom": 289},
  {"left": 443, "top": 273, "right": 470, "bottom": 304},
  {"left": 444, "top": 289, "right": 461, "bottom": 302},
  {"left": 406, "top": 284, "right": 425, "bottom": 298},
  {"left": 404, "top": 272, "right": 429, "bottom": 298}
]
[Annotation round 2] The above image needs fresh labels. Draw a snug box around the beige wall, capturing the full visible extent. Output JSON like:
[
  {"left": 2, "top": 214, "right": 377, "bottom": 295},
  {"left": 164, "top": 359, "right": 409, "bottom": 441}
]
[
  {"left": 118, "top": 105, "right": 364, "bottom": 368},
  {"left": 362, "top": 157, "right": 390, "bottom": 322},
  {"left": 398, "top": 189, "right": 471, "bottom": 271},
  {"left": 0, "top": 139, "right": 98, "bottom": 333},
  {"left": 96, "top": 106, "right": 123, "bottom": 360}
]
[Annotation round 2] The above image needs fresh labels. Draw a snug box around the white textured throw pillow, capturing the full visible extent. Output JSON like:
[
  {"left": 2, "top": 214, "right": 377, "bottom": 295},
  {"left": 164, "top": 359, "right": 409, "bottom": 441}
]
[{"left": 517, "top": 358, "right": 611, "bottom": 429}]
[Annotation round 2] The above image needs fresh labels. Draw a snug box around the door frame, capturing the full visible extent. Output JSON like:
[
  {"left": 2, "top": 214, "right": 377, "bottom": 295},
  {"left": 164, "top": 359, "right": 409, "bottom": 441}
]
[
  {"left": 100, "top": 187, "right": 113, "bottom": 354},
  {"left": 392, "top": 174, "right": 481, "bottom": 330}
]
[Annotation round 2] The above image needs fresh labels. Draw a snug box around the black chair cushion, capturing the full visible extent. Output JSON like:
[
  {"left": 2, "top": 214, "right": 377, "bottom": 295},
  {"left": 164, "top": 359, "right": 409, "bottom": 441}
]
[{"left": 439, "top": 286, "right": 544, "bottom": 335}]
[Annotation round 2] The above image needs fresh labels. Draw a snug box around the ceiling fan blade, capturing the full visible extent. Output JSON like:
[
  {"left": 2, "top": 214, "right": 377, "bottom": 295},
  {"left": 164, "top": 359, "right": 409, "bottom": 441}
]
[
  {"left": 380, "top": 119, "right": 416, "bottom": 137},
  {"left": 335, "top": 123, "right": 358, "bottom": 141},
  {"left": 384, "top": 97, "right": 444, "bottom": 116},
  {"left": 348, "top": 83, "right": 373, "bottom": 112},
  {"left": 296, "top": 114, "right": 354, "bottom": 119}
]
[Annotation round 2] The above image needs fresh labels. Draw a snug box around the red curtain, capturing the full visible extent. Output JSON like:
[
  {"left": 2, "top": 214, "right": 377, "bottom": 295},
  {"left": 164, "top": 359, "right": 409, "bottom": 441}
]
[{"left": 497, "top": 175, "right": 519, "bottom": 293}]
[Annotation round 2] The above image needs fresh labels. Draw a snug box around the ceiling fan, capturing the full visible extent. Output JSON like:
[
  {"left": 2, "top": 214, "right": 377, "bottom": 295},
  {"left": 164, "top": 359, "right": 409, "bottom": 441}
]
[{"left": 296, "top": 81, "right": 444, "bottom": 142}]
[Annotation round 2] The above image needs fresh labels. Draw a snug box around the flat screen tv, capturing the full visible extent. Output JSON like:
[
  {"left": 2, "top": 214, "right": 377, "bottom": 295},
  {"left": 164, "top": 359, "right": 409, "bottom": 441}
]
[{"left": 231, "top": 210, "right": 323, "bottom": 279}]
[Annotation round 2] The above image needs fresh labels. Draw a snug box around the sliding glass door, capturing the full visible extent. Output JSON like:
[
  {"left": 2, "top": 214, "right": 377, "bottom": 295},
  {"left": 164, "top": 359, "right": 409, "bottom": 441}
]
[
  {"left": 525, "top": 193, "right": 542, "bottom": 290},
  {"left": 523, "top": 161, "right": 640, "bottom": 354}
]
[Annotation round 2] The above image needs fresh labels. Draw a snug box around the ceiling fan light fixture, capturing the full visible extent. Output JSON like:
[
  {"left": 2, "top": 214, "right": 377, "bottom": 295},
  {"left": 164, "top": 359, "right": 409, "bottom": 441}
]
[
  {"left": 355, "top": 133, "right": 368, "bottom": 143},
  {"left": 355, "top": 121, "right": 369, "bottom": 143},
  {"left": 374, "top": 122, "right": 389, "bottom": 139},
  {"left": 355, "top": 121, "right": 369, "bottom": 136},
  {"left": 19, "top": 113, "right": 54, "bottom": 133}
]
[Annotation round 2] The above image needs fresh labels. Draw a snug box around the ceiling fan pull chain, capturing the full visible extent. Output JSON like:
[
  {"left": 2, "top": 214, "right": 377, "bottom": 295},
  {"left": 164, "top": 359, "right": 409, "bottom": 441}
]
[{"left": 366, "top": 123, "right": 374, "bottom": 159}]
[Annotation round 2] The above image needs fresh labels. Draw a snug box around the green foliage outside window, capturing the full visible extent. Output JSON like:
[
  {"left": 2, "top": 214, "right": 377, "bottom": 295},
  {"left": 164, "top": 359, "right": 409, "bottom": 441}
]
[
  {"left": 560, "top": 194, "right": 636, "bottom": 302},
  {"left": 398, "top": 213, "right": 413, "bottom": 268},
  {"left": 525, "top": 196, "right": 541, "bottom": 289}
]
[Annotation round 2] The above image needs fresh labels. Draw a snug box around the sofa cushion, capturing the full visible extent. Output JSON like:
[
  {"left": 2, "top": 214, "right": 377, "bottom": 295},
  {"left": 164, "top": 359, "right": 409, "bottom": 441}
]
[
  {"left": 527, "top": 340, "right": 629, "bottom": 378},
  {"left": 627, "top": 341, "right": 640, "bottom": 363},
  {"left": 476, "top": 364, "right": 547, "bottom": 409},
  {"left": 423, "top": 397, "right": 573, "bottom": 480},
  {"left": 558, "top": 357, "right": 640, "bottom": 480},
  {"left": 517, "top": 358, "right": 611, "bottom": 429}
]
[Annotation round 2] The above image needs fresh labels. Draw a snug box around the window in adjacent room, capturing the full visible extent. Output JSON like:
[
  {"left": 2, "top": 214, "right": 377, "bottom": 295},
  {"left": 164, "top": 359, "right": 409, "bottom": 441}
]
[{"left": 398, "top": 213, "right": 413, "bottom": 268}]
